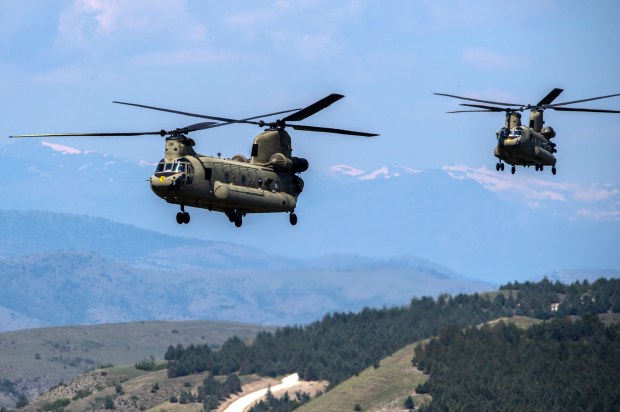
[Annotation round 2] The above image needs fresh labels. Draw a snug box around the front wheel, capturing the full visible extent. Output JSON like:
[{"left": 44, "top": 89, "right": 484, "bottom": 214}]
[{"left": 289, "top": 213, "right": 298, "bottom": 226}]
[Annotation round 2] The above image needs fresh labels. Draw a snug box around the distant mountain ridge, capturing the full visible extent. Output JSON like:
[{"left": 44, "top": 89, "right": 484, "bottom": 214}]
[
  {"left": 2, "top": 139, "right": 618, "bottom": 282},
  {"left": 0, "top": 209, "right": 495, "bottom": 332}
]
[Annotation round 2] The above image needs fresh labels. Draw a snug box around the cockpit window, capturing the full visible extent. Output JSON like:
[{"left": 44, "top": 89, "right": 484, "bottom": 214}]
[
  {"left": 173, "top": 162, "right": 186, "bottom": 172},
  {"left": 155, "top": 160, "right": 165, "bottom": 173},
  {"left": 164, "top": 163, "right": 173, "bottom": 172},
  {"left": 509, "top": 128, "right": 522, "bottom": 137}
]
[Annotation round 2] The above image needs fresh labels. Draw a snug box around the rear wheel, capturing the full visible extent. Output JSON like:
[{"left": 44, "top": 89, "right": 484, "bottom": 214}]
[
  {"left": 511, "top": 165, "right": 516, "bottom": 175},
  {"left": 176, "top": 212, "right": 184, "bottom": 224},
  {"left": 552, "top": 166, "right": 557, "bottom": 175},
  {"left": 290, "top": 213, "right": 298, "bottom": 226},
  {"left": 234, "top": 214, "right": 243, "bottom": 227}
]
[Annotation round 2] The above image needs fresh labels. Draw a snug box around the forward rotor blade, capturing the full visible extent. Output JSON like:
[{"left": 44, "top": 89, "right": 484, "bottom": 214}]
[
  {"left": 182, "top": 121, "right": 219, "bottom": 132},
  {"left": 283, "top": 94, "right": 344, "bottom": 122},
  {"left": 10, "top": 131, "right": 165, "bottom": 138},
  {"left": 459, "top": 103, "right": 507, "bottom": 111},
  {"left": 447, "top": 109, "right": 499, "bottom": 113},
  {"left": 548, "top": 92, "right": 620, "bottom": 107},
  {"left": 551, "top": 107, "right": 620, "bottom": 113},
  {"left": 290, "top": 124, "right": 378, "bottom": 137},
  {"left": 434, "top": 92, "right": 522, "bottom": 107},
  {"left": 113, "top": 101, "right": 300, "bottom": 125},
  {"left": 536, "top": 88, "right": 564, "bottom": 106}
]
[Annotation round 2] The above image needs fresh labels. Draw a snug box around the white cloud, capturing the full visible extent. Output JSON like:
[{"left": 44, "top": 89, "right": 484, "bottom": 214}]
[
  {"left": 56, "top": 0, "right": 207, "bottom": 50},
  {"left": 461, "top": 47, "right": 527, "bottom": 70},
  {"left": 443, "top": 164, "right": 620, "bottom": 219}
]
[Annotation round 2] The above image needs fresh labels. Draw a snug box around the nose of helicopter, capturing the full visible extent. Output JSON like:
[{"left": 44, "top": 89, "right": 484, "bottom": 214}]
[{"left": 150, "top": 173, "right": 185, "bottom": 194}]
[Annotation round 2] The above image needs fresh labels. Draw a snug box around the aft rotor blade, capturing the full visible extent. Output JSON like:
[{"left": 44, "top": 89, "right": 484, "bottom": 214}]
[
  {"left": 283, "top": 94, "right": 345, "bottom": 122},
  {"left": 548, "top": 92, "right": 620, "bottom": 107},
  {"left": 290, "top": 124, "right": 378, "bottom": 137},
  {"left": 536, "top": 88, "right": 564, "bottom": 106},
  {"left": 10, "top": 131, "right": 165, "bottom": 138},
  {"left": 113, "top": 101, "right": 300, "bottom": 125},
  {"left": 434, "top": 92, "right": 522, "bottom": 107},
  {"left": 551, "top": 107, "right": 620, "bottom": 113}
]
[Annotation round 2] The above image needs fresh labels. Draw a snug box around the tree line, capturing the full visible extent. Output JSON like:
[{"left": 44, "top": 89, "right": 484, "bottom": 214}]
[
  {"left": 162, "top": 277, "right": 619, "bottom": 410},
  {"left": 413, "top": 314, "right": 620, "bottom": 411}
]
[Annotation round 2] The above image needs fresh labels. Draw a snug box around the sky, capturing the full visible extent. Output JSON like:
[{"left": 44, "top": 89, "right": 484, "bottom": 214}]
[{"left": 1, "top": 1, "right": 619, "bottom": 280}]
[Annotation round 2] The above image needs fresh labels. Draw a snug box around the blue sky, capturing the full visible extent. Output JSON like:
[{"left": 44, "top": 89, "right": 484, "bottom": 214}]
[
  {"left": 1, "top": 1, "right": 620, "bottom": 280},
  {"left": 2, "top": 1, "right": 619, "bottom": 176}
]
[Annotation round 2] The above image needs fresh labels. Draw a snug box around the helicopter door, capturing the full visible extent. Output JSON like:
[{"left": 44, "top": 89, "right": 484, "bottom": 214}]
[{"left": 186, "top": 164, "right": 194, "bottom": 185}]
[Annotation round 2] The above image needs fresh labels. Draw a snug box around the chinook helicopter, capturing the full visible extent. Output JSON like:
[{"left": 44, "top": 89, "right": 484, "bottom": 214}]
[
  {"left": 435, "top": 89, "right": 620, "bottom": 175},
  {"left": 10, "top": 94, "right": 378, "bottom": 227}
]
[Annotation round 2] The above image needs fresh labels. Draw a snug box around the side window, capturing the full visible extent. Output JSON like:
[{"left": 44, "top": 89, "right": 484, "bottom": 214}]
[
  {"left": 241, "top": 175, "right": 247, "bottom": 186},
  {"left": 204, "top": 167, "right": 212, "bottom": 180},
  {"left": 187, "top": 165, "right": 194, "bottom": 185},
  {"left": 224, "top": 172, "right": 231, "bottom": 183}
]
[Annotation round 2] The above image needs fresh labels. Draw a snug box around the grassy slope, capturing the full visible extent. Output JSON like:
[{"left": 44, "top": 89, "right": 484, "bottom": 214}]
[
  {"left": 298, "top": 316, "right": 540, "bottom": 412},
  {"left": 24, "top": 363, "right": 270, "bottom": 412},
  {"left": 0, "top": 320, "right": 274, "bottom": 401}
]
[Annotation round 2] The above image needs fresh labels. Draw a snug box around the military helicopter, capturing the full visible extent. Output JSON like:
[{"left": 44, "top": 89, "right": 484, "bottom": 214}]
[
  {"left": 10, "top": 94, "right": 378, "bottom": 227},
  {"left": 435, "top": 89, "right": 620, "bottom": 175}
]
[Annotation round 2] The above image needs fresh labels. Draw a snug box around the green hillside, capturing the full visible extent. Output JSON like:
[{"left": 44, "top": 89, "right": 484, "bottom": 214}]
[{"left": 298, "top": 316, "right": 539, "bottom": 411}]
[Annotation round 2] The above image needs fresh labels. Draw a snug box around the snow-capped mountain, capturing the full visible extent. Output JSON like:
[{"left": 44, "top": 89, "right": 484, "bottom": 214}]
[{"left": 2, "top": 140, "right": 618, "bottom": 282}]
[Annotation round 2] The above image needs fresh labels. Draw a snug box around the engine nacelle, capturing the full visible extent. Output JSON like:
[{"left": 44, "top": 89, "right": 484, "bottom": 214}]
[
  {"left": 541, "top": 126, "right": 556, "bottom": 139},
  {"left": 269, "top": 153, "right": 309, "bottom": 173}
]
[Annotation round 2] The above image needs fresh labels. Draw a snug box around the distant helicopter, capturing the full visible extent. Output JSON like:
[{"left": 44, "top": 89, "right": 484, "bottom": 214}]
[
  {"left": 435, "top": 89, "right": 620, "bottom": 175},
  {"left": 10, "top": 94, "right": 378, "bottom": 227}
]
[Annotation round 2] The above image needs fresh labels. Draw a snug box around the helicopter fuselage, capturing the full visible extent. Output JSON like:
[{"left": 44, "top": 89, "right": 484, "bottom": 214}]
[
  {"left": 494, "top": 125, "right": 556, "bottom": 167},
  {"left": 148, "top": 130, "right": 307, "bottom": 226},
  {"left": 150, "top": 155, "right": 303, "bottom": 215}
]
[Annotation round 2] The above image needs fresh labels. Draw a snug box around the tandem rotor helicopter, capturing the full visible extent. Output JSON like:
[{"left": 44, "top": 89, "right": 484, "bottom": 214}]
[
  {"left": 10, "top": 94, "right": 378, "bottom": 227},
  {"left": 435, "top": 89, "right": 620, "bottom": 175}
]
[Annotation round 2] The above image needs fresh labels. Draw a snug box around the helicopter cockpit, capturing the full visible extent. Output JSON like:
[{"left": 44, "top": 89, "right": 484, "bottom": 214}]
[{"left": 154, "top": 158, "right": 193, "bottom": 182}]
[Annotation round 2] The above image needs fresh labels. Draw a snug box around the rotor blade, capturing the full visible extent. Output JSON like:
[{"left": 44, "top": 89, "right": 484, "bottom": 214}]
[
  {"left": 447, "top": 109, "right": 499, "bottom": 113},
  {"left": 290, "top": 124, "right": 378, "bottom": 137},
  {"left": 10, "top": 131, "right": 165, "bottom": 138},
  {"left": 182, "top": 121, "right": 219, "bottom": 132},
  {"left": 113, "top": 101, "right": 300, "bottom": 125},
  {"left": 459, "top": 103, "right": 507, "bottom": 111},
  {"left": 283, "top": 94, "right": 345, "bottom": 122},
  {"left": 551, "top": 107, "right": 620, "bottom": 113},
  {"left": 434, "top": 92, "right": 522, "bottom": 107},
  {"left": 536, "top": 88, "right": 564, "bottom": 106},
  {"left": 548, "top": 92, "right": 620, "bottom": 107}
]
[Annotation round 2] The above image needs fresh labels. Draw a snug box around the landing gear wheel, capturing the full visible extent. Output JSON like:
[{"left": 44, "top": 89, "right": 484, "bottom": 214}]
[
  {"left": 535, "top": 164, "right": 539, "bottom": 171},
  {"left": 183, "top": 212, "right": 190, "bottom": 224},
  {"left": 289, "top": 213, "right": 298, "bottom": 226},
  {"left": 234, "top": 214, "right": 243, "bottom": 228},
  {"left": 552, "top": 166, "right": 557, "bottom": 175},
  {"left": 176, "top": 212, "right": 184, "bottom": 224},
  {"left": 540, "top": 164, "right": 544, "bottom": 172},
  {"left": 511, "top": 165, "right": 516, "bottom": 175},
  {"left": 500, "top": 163, "right": 505, "bottom": 171},
  {"left": 496, "top": 163, "right": 500, "bottom": 171}
]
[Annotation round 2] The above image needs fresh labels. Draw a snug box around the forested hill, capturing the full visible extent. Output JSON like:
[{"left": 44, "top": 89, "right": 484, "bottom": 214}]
[
  {"left": 161, "top": 277, "right": 619, "bottom": 410},
  {"left": 414, "top": 315, "right": 620, "bottom": 411}
]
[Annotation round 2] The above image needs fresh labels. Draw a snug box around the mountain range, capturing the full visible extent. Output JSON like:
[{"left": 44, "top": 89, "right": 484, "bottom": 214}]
[
  {"left": 0, "top": 209, "right": 495, "bottom": 332},
  {"left": 0, "top": 139, "right": 618, "bottom": 332}
]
